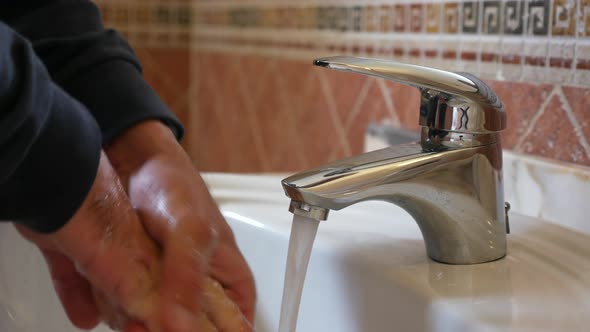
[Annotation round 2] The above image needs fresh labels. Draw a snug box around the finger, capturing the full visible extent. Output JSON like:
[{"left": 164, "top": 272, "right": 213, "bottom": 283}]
[
  {"left": 198, "top": 314, "right": 218, "bottom": 332},
  {"left": 122, "top": 321, "right": 149, "bottom": 332},
  {"left": 193, "top": 174, "right": 237, "bottom": 244},
  {"left": 93, "top": 289, "right": 133, "bottom": 331},
  {"left": 41, "top": 249, "right": 100, "bottom": 330},
  {"left": 203, "top": 278, "right": 254, "bottom": 332},
  {"left": 131, "top": 191, "right": 223, "bottom": 332},
  {"left": 209, "top": 243, "right": 256, "bottom": 323},
  {"left": 140, "top": 207, "right": 219, "bottom": 332},
  {"left": 184, "top": 175, "right": 256, "bottom": 323}
]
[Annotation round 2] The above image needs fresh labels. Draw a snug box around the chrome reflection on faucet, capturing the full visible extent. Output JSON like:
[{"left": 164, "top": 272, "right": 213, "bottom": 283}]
[{"left": 282, "top": 56, "right": 510, "bottom": 265}]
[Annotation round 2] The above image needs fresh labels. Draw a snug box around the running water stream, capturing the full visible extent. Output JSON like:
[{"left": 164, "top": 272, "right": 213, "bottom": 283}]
[{"left": 277, "top": 215, "right": 320, "bottom": 332}]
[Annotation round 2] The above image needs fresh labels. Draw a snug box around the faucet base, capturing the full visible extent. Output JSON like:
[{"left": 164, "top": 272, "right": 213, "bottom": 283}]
[
  {"left": 283, "top": 142, "right": 508, "bottom": 265},
  {"left": 429, "top": 253, "right": 507, "bottom": 265}
]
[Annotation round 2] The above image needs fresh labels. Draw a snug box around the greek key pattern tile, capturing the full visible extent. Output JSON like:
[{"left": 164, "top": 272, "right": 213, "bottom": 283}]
[
  {"left": 95, "top": 0, "right": 590, "bottom": 86},
  {"left": 91, "top": 0, "right": 590, "bottom": 170}
]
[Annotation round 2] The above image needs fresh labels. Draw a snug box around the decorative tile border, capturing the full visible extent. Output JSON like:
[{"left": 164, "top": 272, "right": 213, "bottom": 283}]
[
  {"left": 190, "top": 1, "right": 590, "bottom": 86},
  {"left": 95, "top": 0, "right": 192, "bottom": 48},
  {"left": 94, "top": 0, "right": 590, "bottom": 85},
  {"left": 93, "top": 1, "right": 590, "bottom": 40},
  {"left": 194, "top": 1, "right": 589, "bottom": 37}
]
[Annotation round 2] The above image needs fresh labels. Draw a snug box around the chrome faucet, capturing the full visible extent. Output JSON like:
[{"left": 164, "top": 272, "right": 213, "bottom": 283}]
[{"left": 282, "top": 56, "right": 509, "bottom": 265}]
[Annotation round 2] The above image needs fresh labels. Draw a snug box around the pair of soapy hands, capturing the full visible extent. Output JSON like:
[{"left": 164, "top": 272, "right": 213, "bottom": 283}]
[{"left": 16, "top": 121, "right": 256, "bottom": 332}]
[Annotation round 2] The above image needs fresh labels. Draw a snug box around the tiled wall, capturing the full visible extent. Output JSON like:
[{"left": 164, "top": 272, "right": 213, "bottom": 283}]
[
  {"left": 96, "top": 0, "right": 590, "bottom": 171},
  {"left": 95, "top": 0, "right": 193, "bottom": 150}
]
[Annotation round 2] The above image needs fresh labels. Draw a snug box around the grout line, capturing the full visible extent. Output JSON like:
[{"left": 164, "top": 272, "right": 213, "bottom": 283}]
[
  {"left": 169, "top": 89, "right": 190, "bottom": 114},
  {"left": 546, "top": 0, "right": 554, "bottom": 82},
  {"left": 518, "top": 0, "right": 529, "bottom": 82},
  {"left": 197, "top": 56, "right": 234, "bottom": 169},
  {"left": 317, "top": 70, "right": 353, "bottom": 156},
  {"left": 273, "top": 63, "right": 311, "bottom": 169},
  {"left": 187, "top": 53, "right": 201, "bottom": 167},
  {"left": 344, "top": 77, "right": 373, "bottom": 130},
  {"left": 233, "top": 58, "right": 272, "bottom": 172},
  {"left": 572, "top": 0, "right": 580, "bottom": 83},
  {"left": 139, "top": 49, "right": 193, "bottom": 139},
  {"left": 476, "top": 0, "right": 482, "bottom": 76},
  {"left": 513, "top": 85, "right": 559, "bottom": 151},
  {"left": 279, "top": 69, "right": 319, "bottom": 166},
  {"left": 555, "top": 86, "right": 590, "bottom": 159},
  {"left": 139, "top": 49, "right": 196, "bottom": 152},
  {"left": 375, "top": 78, "right": 401, "bottom": 127},
  {"left": 138, "top": 49, "right": 187, "bottom": 100}
]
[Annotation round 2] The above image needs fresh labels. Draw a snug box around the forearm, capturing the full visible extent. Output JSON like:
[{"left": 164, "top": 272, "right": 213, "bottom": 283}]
[
  {"left": 1, "top": 0, "right": 184, "bottom": 144},
  {"left": 0, "top": 22, "right": 102, "bottom": 232}
]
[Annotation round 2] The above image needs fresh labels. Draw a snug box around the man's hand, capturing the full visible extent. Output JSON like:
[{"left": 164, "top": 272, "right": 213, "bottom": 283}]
[
  {"left": 17, "top": 148, "right": 254, "bottom": 332},
  {"left": 105, "top": 120, "right": 256, "bottom": 331},
  {"left": 16, "top": 152, "right": 162, "bottom": 330},
  {"left": 96, "top": 277, "right": 249, "bottom": 332}
]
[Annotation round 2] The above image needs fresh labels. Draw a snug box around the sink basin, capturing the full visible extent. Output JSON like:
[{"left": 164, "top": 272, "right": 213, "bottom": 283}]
[
  {"left": 1, "top": 173, "right": 589, "bottom": 331},
  {"left": 208, "top": 174, "right": 590, "bottom": 332}
]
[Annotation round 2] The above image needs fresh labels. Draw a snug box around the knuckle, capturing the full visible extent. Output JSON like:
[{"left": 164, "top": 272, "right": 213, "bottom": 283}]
[
  {"left": 72, "top": 243, "right": 102, "bottom": 278},
  {"left": 174, "top": 211, "right": 219, "bottom": 247}
]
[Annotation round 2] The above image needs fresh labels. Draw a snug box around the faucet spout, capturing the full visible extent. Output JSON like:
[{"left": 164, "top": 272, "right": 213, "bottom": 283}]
[{"left": 282, "top": 141, "right": 507, "bottom": 264}]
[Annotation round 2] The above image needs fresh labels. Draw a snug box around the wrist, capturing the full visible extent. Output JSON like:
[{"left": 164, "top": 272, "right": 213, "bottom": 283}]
[
  {"left": 105, "top": 120, "right": 190, "bottom": 181},
  {"left": 108, "top": 120, "right": 178, "bottom": 153}
]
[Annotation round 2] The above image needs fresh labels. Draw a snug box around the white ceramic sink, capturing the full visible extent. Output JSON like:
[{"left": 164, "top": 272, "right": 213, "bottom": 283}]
[
  {"left": 206, "top": 174, "right": 590, "bottom": 332},
  {"left": 1, "top": 173, "right": 589, "bottom": 331}
]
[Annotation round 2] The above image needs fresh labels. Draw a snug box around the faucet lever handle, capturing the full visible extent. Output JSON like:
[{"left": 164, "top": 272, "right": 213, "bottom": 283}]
[{"left": 314, "top": 56, "right": 506, "bottom": 134}]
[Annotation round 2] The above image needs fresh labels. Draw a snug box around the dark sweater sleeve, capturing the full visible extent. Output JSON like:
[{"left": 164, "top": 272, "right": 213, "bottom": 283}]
[
  {"left": 1, "top": 0, "right": 184, "bottom": 144},
  {"left": 0, "top": 22, "right": 102, "bottom": 233}
]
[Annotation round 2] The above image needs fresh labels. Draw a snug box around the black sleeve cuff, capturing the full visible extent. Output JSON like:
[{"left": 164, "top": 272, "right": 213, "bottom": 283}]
[
  {"left": 0, "top": 85, "right": 102, "bottom": 233},
  {"left": 54, "top": 57, "right": 184, "bottom": 145},
  {"left": 3, "top": 0, "right": 185, "bottom": 145}
]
